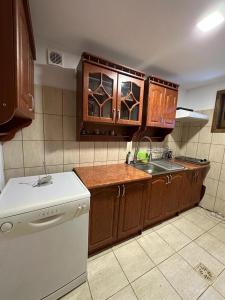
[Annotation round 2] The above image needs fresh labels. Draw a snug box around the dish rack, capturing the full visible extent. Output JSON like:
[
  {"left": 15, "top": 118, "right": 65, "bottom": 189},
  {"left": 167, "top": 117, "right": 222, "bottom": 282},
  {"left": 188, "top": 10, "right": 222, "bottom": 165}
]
[{"left": 149, "top": 147, "right": 170, "bottom": 160}]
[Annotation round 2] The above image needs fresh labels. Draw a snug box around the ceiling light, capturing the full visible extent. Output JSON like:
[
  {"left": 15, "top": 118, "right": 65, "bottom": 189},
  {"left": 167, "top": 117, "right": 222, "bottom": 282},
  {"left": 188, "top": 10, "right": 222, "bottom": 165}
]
[{"left": 197, "top": 11, "right": 224, "bottom": 32}]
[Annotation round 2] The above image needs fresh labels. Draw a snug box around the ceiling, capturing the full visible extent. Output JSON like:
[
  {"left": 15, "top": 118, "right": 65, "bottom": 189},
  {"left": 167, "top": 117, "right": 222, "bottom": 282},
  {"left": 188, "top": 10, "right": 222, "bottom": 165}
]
[{"left": 29, "top": 0, "right": 225, "bottom": 89}]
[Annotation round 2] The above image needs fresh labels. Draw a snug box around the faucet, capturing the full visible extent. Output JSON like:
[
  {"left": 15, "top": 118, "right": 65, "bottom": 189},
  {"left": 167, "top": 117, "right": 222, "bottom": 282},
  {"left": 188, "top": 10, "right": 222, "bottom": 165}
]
[{"left": 133, "top": 136, "right": 153, "bottom": 164}]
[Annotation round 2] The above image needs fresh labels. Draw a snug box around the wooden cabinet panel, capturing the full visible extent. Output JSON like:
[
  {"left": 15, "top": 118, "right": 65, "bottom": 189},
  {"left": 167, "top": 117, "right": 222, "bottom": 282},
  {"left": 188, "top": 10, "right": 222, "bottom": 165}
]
[
  {"left": 83, "top": 63, "right": 117, "bottom": 124},
  {"left": 89, "top": 185, "right": 119, "bottom": 254},
  {"left": 180, "top": 171, "right": 193, "bottom": 211},
  {"left": 117, "top": 74, "right": 144, "bottom": 125},
  {"left": 164, "top": 173, "right": 183, "bottom": 218},
  {"left": 163, "top": 88, "right": 178, "bottom": 128},
  {"left": 146, "top": 84, "right": 165, "bottom": 127},
  {"left": 144, "top": 177, "right": 166, "bottom": 226},
  {"left": 191, "top": 169, "right": 203, "bottom": 205},
  {"left": 0, "top": 0, "right": 35, "bottom": 141},
  {"left": 117, "top": 181, "right": 146, "bottom": 240}
]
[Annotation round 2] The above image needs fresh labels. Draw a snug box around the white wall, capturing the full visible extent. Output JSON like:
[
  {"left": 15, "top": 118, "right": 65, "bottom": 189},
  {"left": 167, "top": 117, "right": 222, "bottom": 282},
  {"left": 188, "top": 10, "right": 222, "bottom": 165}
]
[
  {"left": 0, "top": 144, "right": 5, "bottom": 192},
  {"left": 181, "top": 79, "right": 225, "bottom": 111}
]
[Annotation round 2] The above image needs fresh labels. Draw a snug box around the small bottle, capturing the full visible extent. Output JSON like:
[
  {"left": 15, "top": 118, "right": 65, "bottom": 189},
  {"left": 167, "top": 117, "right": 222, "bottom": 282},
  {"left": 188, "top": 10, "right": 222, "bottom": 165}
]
[{"left": 126, "top": 151, "right": 131, "bottom": 164}]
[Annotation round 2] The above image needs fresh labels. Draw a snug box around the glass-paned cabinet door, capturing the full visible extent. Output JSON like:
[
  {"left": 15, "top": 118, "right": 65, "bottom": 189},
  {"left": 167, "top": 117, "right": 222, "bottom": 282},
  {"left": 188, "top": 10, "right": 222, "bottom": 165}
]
[
  {"left": 117, "top": 74, "right": 144, "bottom": 125},
  {"left": 83, "top": 63, "right": 117, "bottom": 123}
]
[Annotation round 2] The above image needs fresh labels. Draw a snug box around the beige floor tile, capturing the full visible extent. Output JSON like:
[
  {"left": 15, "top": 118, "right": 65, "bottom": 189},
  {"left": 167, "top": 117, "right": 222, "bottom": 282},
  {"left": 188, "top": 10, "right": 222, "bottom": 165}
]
[
  {"left": 173, "top": 218, "right": 204, "bottom": 239},
  {"left": 88, "top": 248, "right": 112, "bottom": 262},
  {"left": 156, "top": 224, "right": 191, "bottom": 251},
  {"left": 132, "top": 267, "right": 181, "bottom": 300},
  {"left": 140, "top": 227, "right": 154, "bottom": 236},
  {"left": 159, "top": 254, "right": 208, "bottom": 300},
  {"left": 88, "top": 252, "right": 128, "bottom": 300},
  {"left": 213, "top": 270, "right": 225, "bottom": 297},
  {"left": 108, "top": 285, "right": 137, "bottom": 300},
  {"left": 137, "top": 232, "right": 175, "bottom": 265},
  {"left": 112, "top": 236, "right": 137, "bottom": 250},
  {"left": 114, "top": 241, "right": 154, "bottom": 282},
  {"left": 199, "top": 287, "right": 225, "bottom": 300},
  {"left": 209, "top": 223, "right": 225, "bottom": 244},
  {"left": 184, "top": 211, "right": 219, "bottom": 231},
  {"left": 179, "top": 242, "right": 225, "bottom": 281},
  {"left": 196, "top": 233, "right": 225, "bottom": 265},
  {"left": 61, "top": 282, "right": 92, "bottom": 300}
]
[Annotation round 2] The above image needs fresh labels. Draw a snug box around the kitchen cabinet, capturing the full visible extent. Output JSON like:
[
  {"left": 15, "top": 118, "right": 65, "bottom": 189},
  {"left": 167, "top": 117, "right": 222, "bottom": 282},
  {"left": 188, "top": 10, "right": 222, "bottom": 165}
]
[
  {"left": 144, "top": 172, "right": 183, "bottom": 227},
  {"left": 88, "top": 185, "right": 120, "bottom": 254},
  {"left": 144, "top": 77, "right": 179, "bottom": 129},
  {"left": 76, "top": 53, "right": 145, "bottom": 141},
  {"left": 164, "top": 173, "right": 183, "bottom": 218},
  {"left": 144, "top": 177, "right": 166, "bottom": 226},
  {"left": 88, "top": 180, "right": 148, "bottom": 254},
  {"left": 117, "top": 181, "right": 147, "bottom": 240},
  {"left": 0, "top": 0, "right": 36, "bottom": 141},
  {"left": 180, "top": 168, "right": 208, "bottom": 211}
]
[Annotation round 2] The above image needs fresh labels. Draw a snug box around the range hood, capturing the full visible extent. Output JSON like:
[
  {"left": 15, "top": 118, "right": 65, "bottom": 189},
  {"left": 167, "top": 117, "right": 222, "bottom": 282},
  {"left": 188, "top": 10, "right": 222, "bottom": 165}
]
[{"left": 176, "top": 107, "right": 209, "bottom": 122}]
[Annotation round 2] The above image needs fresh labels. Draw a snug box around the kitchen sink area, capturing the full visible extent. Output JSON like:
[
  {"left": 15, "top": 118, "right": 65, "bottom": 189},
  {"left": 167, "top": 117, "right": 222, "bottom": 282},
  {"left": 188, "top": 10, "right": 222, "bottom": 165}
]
[{"left": 132, "top": 160, "right": 185, "bottom": 175}]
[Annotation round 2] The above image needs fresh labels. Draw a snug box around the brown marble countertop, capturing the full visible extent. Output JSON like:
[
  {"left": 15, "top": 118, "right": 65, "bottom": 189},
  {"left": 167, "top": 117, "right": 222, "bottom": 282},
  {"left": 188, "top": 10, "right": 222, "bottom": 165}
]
[
  {"left": 74, "top": 164, "right": 151, "bottom": 189},
  {"left": 74, "top": 161, "right": 210, "bottom": 190}
]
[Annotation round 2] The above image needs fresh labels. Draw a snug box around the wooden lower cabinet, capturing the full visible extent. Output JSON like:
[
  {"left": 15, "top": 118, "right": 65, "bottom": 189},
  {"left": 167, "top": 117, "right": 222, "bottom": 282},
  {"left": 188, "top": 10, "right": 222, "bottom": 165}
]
[
  {"left": 88, "top": 185, "right": 119, "bottom": 254},
  {"left": 164, "top": 173, "right": 183, "bottom": 218},
  {"left": 144, "top": 177, "right": 166, "bottom": 226},
  {"left": 117, "top": 181, "right": 147, "bottom": 240},
  {"left": 89, "top": 167, "right": 209, "bottom": 254},
  {"left": 88, "top": 180, "right": 148, "bottom": 254}
]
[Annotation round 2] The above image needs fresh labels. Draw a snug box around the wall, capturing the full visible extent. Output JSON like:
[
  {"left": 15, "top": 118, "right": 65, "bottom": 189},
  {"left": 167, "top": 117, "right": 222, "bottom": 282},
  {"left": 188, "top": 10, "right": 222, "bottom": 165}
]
[
  {"left": 2, "top": 84, "right": 132, "bottom": 182},
  {"left": 182, "top": 79, "right": 225, "bottom": 110}
]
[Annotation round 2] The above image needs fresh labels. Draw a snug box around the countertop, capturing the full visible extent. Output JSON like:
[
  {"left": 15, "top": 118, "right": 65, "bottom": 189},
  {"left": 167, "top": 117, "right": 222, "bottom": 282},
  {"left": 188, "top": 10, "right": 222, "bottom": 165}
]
[
  {"left": 74, "top": 164, "right": 151, "bottom": 189},
  {"left": 74, "top": 161, "right": 210, "bottom": 190}
]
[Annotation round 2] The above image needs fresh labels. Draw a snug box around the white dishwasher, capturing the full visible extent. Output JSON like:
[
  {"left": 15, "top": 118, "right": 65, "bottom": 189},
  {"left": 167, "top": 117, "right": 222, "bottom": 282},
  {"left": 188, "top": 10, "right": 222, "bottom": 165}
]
[{"left": 0, "top": 172, "right": 90, "bottom": 300}]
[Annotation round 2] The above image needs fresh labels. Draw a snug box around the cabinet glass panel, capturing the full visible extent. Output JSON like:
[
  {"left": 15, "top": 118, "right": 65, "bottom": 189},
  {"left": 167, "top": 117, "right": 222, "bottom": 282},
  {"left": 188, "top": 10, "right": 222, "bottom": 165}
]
[
  {"left": 88, "top": 72, "right": 114, "bottom": 118},
  {"left": 120, "top": 81, "right": 140, "bottom": 121}
]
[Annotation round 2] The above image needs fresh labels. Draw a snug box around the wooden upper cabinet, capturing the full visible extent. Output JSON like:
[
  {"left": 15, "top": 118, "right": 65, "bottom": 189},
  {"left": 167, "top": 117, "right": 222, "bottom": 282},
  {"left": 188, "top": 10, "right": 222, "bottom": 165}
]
[
  {"left": 83, "top": 63, "right": 117, "bottom": 123},
  {"left": 0, "top": 0, "right": 35, "bottom": 141},
  {"left": 17, "top": 0, "right": 34, "bottom": 114},
  {"left": 144, "top": 76, "right": 179, "bottom": 129},
  {"left": 163, "top": 88, "right": 178, "bottom": 128},
  {"left": 146, "top": 84, "right": 165, "bottom": 127},
  {"left": 117, "top": 75, "right": 144, "bottom": 125},
  {"left": 77, "top": 53, "right": 145, "bottom": 137}
]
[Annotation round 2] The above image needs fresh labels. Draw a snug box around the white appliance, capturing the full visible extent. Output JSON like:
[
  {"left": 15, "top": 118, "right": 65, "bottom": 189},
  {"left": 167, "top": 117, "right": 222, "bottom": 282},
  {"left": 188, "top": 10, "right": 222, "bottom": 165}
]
[
  {"left": 176, "top": 108, "right": 209, "bottom": 122},
  {"left": 0, "top": 172, "right": 90, "bottom": 300}
]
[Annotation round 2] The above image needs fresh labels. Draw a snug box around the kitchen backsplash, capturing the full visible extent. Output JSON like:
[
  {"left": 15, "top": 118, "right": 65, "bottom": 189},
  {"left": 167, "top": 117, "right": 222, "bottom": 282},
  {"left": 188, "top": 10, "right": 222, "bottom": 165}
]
[{"left": 2, "top": 85, "right": 224, "bottom": 216}]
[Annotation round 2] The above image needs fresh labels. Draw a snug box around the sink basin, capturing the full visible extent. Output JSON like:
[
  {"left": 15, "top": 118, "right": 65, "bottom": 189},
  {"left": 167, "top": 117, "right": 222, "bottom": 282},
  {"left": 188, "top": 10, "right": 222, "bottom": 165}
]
[
  {"left": 132, "top": 163, "right": 166, "bottom": 175},
  {"left": 151, "top": 160, "right": 185, "bottom": 171}
]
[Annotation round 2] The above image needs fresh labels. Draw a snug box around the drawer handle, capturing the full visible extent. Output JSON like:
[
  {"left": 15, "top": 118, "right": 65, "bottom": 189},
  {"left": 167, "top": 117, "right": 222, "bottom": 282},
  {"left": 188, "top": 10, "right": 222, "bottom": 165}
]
[
  {"left": 117, "top": 185, "right": 121, "bottom": 198},
  {"left": 28, "top": 93, "right": 34, "bottom": 112},
  {"left": 122, "top": 184, "right": 125, "bottom": 197}
]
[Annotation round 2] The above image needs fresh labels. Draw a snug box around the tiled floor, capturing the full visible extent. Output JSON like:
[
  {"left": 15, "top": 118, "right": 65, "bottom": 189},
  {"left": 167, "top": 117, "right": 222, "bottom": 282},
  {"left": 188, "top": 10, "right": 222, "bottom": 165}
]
[{"left": 62, "top": 207, "right": 225, "bottom": 300}]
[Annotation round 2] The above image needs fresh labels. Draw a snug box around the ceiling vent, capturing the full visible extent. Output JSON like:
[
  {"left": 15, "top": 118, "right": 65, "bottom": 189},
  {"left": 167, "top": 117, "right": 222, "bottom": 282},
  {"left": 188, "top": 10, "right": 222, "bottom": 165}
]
[{"left": 47, "top": 49, "right": 63, "bottom": 67}]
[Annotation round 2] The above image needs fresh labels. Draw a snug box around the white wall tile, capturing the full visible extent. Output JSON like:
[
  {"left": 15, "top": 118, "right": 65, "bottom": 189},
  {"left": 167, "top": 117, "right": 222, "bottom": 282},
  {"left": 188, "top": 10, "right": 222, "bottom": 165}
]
[
  {"left": 3, "top": 141, "right": 23, "bottom": 169},
  {"left": 23, "top": 141, "right": 45, "bottom": 167}
]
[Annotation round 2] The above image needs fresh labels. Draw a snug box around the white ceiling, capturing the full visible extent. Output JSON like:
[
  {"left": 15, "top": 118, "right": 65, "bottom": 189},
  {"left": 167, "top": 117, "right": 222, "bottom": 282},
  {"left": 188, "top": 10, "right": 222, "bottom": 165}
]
[{"left": 29, "top": 0, "right": 225, "bottom": 89}]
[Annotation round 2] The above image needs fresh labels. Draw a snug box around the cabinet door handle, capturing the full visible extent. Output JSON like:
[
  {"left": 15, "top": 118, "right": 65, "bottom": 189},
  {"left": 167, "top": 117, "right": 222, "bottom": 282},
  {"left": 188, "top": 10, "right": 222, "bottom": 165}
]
[
  {"left": 117, "top": 185, "right": 121, "bottom": 198},
  {"left": 28, "top": 93, "right": 34, "bottom": 112},
  {"left": 112, "top": 108, "right": 116, "bottom": 122},
  {"left": 166, "top": 175, "right": 169, "bottom": 184},
  {"left": 117, "top": 109, "right": 121, "bottom": 120},
  {"left": 170, "top": 174, "right": 172, "bottom": 183},
  {"left": 122, "top": 184, "right": 125, "bottom": 197}
]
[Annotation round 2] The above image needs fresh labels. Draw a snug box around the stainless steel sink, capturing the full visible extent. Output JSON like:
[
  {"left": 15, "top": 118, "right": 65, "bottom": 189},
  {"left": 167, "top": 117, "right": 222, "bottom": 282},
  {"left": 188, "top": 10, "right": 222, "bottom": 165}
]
[
  {"left": 132, "top": 163, "right": 166, "bottom": 175},
  {"left": 132, "top": 160, "right": 185, "bottom": 175},
  {"left": 151, "top": 160, "right": 185, "bottom": 171}
]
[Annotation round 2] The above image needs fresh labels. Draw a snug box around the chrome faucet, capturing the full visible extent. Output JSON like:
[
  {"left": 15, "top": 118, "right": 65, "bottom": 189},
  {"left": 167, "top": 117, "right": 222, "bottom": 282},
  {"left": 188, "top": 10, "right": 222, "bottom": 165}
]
[{"left": 133, "top": 136, "right": 153, "bottom": 164}]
